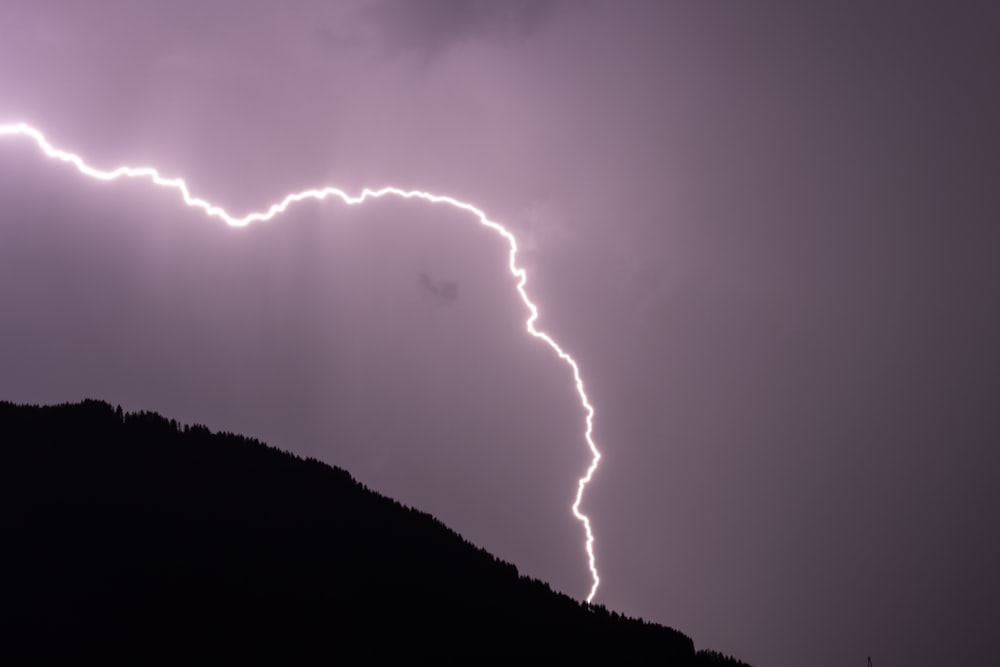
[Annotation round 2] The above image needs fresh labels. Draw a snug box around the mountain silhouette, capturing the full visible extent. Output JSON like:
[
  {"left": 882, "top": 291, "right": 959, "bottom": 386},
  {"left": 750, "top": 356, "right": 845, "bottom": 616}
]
[{"left": 0, "top": 399, "right": 752, "bottom": 665}]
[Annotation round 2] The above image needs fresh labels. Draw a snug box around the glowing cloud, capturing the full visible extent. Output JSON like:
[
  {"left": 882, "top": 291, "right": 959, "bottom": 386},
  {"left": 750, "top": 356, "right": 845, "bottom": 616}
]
[{"left": 0, "top": 121, "right": 602, "bottom": 602}]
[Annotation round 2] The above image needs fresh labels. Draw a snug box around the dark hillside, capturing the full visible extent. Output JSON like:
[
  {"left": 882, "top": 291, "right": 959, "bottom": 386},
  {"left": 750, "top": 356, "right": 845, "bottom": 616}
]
[{"left": 0, "top": 399, "right": 751, "bottom": 665}]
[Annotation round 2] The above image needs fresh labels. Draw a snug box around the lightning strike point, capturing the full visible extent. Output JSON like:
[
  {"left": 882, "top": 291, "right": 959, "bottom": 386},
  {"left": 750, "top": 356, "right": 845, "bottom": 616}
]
[{"left": 0, "top": 121, "right": 603, "bottom": 603}]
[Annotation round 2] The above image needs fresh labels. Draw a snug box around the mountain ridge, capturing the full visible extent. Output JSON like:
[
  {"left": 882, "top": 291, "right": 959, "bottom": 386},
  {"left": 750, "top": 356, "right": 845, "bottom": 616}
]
[{"left": 0, "top": 398, "right": 751, "bottom": 665}]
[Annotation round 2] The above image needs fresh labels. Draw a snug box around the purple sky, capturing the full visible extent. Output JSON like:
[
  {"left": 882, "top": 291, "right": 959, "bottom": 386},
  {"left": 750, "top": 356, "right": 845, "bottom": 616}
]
[{"left": 2, "top": 2, "right": 999, "bottom": 665}]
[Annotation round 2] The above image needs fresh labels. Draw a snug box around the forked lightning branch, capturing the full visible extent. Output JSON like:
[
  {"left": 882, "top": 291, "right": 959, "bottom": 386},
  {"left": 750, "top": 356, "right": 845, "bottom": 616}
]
[{"left": 0, "top": 121, "right": 603, "bottom": 602}]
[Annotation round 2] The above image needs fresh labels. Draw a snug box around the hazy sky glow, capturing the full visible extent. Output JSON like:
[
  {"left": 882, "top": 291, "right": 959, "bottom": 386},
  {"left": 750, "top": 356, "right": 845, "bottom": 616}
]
[{"left": 1, "top": 2, "right": 999, "bottom": 666}]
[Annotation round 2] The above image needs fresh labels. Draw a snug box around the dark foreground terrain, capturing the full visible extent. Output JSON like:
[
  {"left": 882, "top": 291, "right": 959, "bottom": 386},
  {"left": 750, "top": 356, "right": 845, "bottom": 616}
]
[{"left": 0, "top": 399, "right": 751, "bottom": 665}]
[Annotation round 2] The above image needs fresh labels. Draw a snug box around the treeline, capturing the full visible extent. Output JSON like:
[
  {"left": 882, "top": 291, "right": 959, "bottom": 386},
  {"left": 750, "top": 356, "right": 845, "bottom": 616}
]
[{"left": 0, "top": 399, "right": 752, "bottom": 665}]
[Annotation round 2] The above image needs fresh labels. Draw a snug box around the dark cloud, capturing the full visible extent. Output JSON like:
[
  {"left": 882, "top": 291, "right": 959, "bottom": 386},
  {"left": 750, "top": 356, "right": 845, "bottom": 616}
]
[
  {"left": 419, "top": 271, "right": 459, "bottom": 303},
  {"left": 357, "top": 0, "right": 566, "bottom": 58}
]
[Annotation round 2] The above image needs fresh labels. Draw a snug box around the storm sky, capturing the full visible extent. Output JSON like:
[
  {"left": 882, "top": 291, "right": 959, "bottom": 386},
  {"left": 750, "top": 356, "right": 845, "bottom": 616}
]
[{"left": 1, "top": 2, "right": 999, "bottom": 665}]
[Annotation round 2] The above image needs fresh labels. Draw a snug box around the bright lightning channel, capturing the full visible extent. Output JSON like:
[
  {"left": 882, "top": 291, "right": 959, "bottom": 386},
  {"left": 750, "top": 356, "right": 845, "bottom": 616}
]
[{"left": 0, "top": 121, "right": 602, "bottom": 602}]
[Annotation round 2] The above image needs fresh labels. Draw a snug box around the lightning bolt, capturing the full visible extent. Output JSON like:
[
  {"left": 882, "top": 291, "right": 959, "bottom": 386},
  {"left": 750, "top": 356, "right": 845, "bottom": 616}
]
[{"left": 0, "top": 121, "right": 602, "bottom": 602}]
